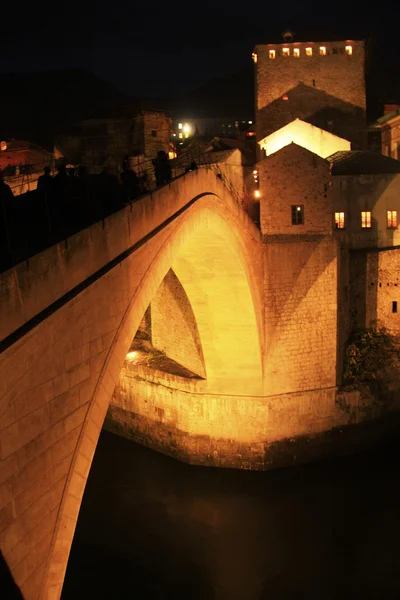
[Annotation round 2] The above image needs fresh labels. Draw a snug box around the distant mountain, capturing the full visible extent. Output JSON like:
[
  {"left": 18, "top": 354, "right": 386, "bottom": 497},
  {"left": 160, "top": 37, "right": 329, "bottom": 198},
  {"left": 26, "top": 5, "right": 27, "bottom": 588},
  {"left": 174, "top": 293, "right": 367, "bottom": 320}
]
[
  {"left": 156, "top": 66, "right": 254, "bottom": 119},
  {"left": 0, "top": 69, "right": 140, "bottom": 149}
]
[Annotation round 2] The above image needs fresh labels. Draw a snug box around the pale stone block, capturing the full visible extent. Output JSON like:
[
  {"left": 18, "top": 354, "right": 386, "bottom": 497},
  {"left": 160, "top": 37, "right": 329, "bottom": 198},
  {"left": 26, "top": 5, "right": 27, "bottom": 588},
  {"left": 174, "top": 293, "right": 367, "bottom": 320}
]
[
  {"left": 48, "top": 386, "right": 80, "bottom": 427},
  {"left": 0, "top": 454, "right": 18, "bottom": 486},
  {"left": 62, "top": 403, "right": 89, "bottom": 435},
  {"left": 69, "top": 360, "right": 90, "bottom": 388},
  {"left": 78, "top": 377, "right": 97, "bottom": 404}
]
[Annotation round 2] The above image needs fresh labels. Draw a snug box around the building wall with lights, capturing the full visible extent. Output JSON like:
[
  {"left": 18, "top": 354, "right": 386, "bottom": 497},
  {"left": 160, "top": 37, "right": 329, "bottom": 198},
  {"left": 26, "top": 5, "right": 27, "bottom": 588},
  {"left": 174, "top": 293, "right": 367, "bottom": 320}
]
[{"left": 254, "top": 39, "right": 366, "bottom": 149}]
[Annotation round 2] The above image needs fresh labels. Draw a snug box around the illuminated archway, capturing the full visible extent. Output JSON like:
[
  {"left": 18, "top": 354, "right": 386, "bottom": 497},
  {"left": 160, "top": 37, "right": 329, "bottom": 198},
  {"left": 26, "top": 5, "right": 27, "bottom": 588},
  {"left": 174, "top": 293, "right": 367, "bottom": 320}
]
[{"left": 41, "top": 192, "right": 263, "bottom": 599}]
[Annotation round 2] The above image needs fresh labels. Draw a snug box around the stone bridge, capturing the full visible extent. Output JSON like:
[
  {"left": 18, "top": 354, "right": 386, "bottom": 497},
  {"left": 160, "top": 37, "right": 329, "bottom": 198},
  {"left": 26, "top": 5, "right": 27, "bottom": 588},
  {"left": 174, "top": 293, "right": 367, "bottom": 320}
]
[{"left": 0, "top": 167, "right": 344, "bottom": 598}]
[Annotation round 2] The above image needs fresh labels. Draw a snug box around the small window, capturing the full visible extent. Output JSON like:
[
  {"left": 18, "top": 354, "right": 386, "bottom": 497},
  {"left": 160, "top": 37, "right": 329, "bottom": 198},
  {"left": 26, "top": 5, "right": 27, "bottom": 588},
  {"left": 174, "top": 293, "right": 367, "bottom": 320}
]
[
  {"left": 361, "top": 211, "right": 372, "bottom": 228},
  {"left": 393, "top": 301, "right": 398, "bottom": 313},
  {"left": 387, "top": 210, "right": 398, "bottom": 228},
  {"left": 151, "top": 130, "right": 157, "bottom": 137},
  {"left": 335, "top": 212, "right": 345, "bottom": 229},
  {"left": 345, "top": 45, "right": 352, "bottom": 55},
  {"left": 252, "top": 52, "right": 258, "bottom": 63},
  {"left": 305, "top": 47, "right": 312, "bottom": 56},
  {"left": 269, "top": 49, "right": 276, "bottom": 59},
  {"left": 292, "top": 205, "right": 304, "bottom": 225},
  {"left": 319, "top": 46, "right": 327, "bottom": 56},
  {"left": 312, "top": 79, "right": 316, "bottom": 87},
  {"left": 293, "top": 48, "right": 300, "bottom": 57},
  {"left": 282, "top": 47, "right": 290, "bottom": 57},
  {"left": 332, "top": 47, "right": 338, "bottom": 54},
  {"left": 178, "top": 123, "right": 183, "bottom": 129},
  {"left": 178, "top": 132, "right": 183, "bottom": 139}
]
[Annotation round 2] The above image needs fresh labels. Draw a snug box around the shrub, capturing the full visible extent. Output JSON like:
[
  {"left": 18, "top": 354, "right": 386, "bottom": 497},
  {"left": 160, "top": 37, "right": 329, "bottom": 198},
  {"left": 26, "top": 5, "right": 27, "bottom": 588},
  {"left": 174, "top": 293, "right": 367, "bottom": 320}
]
[{"left": 343, "top": 326, "right": 398, "bottom": 384}]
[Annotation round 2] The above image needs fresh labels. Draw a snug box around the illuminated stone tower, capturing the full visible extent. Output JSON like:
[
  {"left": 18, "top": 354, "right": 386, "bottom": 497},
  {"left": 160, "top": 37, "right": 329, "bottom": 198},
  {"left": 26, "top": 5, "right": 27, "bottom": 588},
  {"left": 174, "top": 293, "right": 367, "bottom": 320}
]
[{"left": 253, "top": 31, "right": 367, "bottom": 148}]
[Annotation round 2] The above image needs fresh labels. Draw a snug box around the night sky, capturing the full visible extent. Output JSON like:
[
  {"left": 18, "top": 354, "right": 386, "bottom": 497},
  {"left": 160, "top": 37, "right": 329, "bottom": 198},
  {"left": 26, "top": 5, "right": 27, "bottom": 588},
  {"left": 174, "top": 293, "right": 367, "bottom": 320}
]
[{"left": 2, "top": 0, "right": 400, "bottom": 98}]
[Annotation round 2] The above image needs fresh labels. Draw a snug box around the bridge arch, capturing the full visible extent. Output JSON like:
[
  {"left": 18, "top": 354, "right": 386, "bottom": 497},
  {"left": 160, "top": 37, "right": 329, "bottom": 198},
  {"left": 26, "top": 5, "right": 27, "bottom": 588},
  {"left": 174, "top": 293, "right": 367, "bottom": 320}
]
[{"left": 39, "top": 189, "right": 264, "bottom": 598}]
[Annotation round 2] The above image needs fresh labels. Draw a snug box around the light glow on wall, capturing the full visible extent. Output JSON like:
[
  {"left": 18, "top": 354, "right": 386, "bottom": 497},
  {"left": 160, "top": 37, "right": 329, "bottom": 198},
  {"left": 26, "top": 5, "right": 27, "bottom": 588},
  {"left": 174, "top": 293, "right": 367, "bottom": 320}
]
[{"left": 258, "top": 118, "right": 351, "bottom": 159}]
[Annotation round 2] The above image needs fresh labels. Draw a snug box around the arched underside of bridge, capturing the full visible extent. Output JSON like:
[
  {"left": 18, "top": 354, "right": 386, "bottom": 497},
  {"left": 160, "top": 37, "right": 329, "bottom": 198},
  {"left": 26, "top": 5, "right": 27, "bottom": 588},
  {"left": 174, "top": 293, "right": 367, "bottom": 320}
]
[{"left": 0, "top": 180, "right": 264, "bottom": 599}]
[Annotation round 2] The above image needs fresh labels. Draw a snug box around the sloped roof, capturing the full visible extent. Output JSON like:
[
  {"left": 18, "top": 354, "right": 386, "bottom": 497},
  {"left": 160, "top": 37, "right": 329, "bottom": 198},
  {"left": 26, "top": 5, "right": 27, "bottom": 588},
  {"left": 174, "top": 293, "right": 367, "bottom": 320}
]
[
  {"left": 373, "top": 110, "right": 400, "bottom": 127},
  {"left": 328, "top": 151, "right": 400, "bottom": 175}
]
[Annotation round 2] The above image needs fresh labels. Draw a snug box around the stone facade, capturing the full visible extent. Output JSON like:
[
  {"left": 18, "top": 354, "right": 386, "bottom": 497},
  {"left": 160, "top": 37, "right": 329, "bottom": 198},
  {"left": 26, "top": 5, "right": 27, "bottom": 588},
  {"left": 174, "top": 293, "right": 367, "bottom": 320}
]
[
  {"left": 332, "top": 173, "right": 400, "bottom": 249},
  {"left": 350, "top": 248, "right": 400, "bottom": 333},
  {"left": 150, "top": 269, "right": 206, "bottom": 378},
  {"left": 258, "top": 143, "right": 332, "bottom": 236},
  {"left": 254, "top": 39, "right": 366, "bottom": 148}
]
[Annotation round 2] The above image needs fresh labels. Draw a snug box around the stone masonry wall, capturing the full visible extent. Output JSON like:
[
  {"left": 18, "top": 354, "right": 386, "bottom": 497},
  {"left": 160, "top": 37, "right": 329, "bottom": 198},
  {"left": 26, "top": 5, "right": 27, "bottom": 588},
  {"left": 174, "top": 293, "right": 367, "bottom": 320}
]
[
  {"left": 107, "top": 361, "right": 400, "bottom": 470},
  {"left": 255, "top": 40, "right": 366, "bottom": 113},
  {"left": 263, "top": 237, "right": 338, "bottom": 396},
  {"left": 151, "top": 269, "right": 206, "bottom": 377},
  {"left": 351, "top": 248, "right": 400, "bottom": 334},
  {"left": 259, "top": 143, "right": 332, "bottom": 236}
]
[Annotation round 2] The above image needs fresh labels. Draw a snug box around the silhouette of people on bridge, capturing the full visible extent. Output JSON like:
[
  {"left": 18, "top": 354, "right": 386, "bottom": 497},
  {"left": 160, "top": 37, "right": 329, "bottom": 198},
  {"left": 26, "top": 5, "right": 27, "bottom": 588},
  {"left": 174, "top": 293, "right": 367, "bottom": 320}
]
[
  {"left": 37, "top": 166, "right": 53, "bottom": 194},
  {"left": 121, "top": 159, "right": 140, "bottom": 201},
  {"left": 0, "top": 176, "right": 14, "bottom": 267},
  {"left": 153, "top": 150, "right": 172, "bottom": 187}
]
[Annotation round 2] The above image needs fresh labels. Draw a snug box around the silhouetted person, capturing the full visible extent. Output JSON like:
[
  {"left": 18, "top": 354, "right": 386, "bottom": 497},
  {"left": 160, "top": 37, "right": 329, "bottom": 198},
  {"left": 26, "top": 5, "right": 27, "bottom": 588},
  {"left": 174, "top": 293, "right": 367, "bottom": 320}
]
[
  {"left": 51, "top": 164, "right": 71, "bottom": 232},
  {"left": 75, "top": 166, "right": 93, "bottom": 225},
  {"left": 37, "top": 166, "right": 53, "bottom": 194},
  {"left": 0, "top": 176, "right": 13, "bottom": 266},
  {"left": 153, "top": 150, "right": 172, "bottom": 186},
  {"left": 121, "top": 161, "right": 140, "bottom": 200},
  {"left": 53, "top": 163, "right": 69, "bottom": 190},
  {"left": 185, "top": 160, "right": 198, "bottom": 173},
  {"left": 99, "top": 166, "right": 124, "bottom": 217}
]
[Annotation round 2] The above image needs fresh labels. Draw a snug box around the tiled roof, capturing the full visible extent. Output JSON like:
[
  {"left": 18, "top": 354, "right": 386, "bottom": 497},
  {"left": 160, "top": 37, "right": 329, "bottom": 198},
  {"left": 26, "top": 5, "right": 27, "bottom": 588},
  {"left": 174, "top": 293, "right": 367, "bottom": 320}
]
[{"left": 328, "top": 151, "right": 400, "bottom": 175}]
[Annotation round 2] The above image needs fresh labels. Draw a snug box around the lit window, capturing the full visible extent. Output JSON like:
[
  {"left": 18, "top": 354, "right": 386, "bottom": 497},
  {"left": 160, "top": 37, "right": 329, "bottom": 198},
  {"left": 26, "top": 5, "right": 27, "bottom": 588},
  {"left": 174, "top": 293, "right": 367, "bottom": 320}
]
[
  {"left": 292, "top": 205, "right": 304, "bottom": 225},
  {"left": 282, "top": 47, "right": 290, "bottom": 57},
  {"left": 269, "top": 49, "right": 276, "bottom": 59},
  {"left": 178, "top": 123, "right": 183, "bottom": 129},
  {"left": 248, "top": 120, "right": 253, "bottom": 124},
  {"left": 282, "top": 94, "right": 289, "bottom": 100},
  {"left": 345, "top": 45, "right": 352, "bottom": 55},
  {"left": 305, "top": 47, "right": 312, "bottom": 56},
  {"left": 293, "top": 48, "right": 300, "bottom": 57},
  {"left": 387, "top": 210, "right": 398, "bottom": 228},
  {"left": 335, "top": 212, "right": 345, "bottom": 229},
  {"left": 361, "top": 211, "right": 372, "bottom": 228},
  {"left": 178, "top": 133, "right": 183, "bottom": 139},
  {"left": 252, "top": 52, "right": 258, "bottom": 63},
  {"left": 319, "top": 46, "right": 327, "bottom": 56}
]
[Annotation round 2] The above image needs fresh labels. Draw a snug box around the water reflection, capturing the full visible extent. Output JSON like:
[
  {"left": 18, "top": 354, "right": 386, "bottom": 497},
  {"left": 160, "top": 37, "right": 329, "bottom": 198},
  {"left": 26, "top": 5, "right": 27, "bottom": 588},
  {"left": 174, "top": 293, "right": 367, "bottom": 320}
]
[{"left": 63, "top": 431, "right": 400, "bottom": 600}]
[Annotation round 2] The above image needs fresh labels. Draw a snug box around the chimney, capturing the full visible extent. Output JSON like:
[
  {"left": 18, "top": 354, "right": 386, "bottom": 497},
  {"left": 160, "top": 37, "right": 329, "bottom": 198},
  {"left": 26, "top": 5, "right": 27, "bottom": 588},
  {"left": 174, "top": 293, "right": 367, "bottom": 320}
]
[{"left": 282, "top": 30, "right": 294, "bottom": 43}]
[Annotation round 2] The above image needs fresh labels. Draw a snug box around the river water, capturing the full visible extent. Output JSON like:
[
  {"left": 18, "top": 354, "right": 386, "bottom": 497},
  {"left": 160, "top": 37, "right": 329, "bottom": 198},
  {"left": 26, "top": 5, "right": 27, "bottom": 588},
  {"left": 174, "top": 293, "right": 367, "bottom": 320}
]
[{"left": 62, "top": 430, "right": 400, "bottom": 600}]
